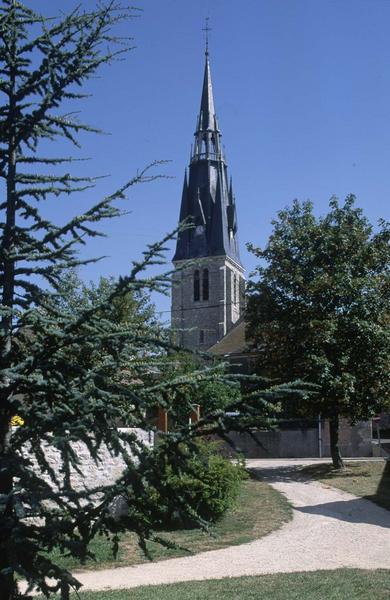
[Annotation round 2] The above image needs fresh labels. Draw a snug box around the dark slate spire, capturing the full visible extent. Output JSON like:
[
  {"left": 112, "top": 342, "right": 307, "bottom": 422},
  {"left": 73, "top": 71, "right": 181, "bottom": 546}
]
[
  {"left": 173, "top": 50, "right": 242, "bottom": 267},
  {"left": 193, "top": 51, "right": 222, "bottom": 162},
  {"left": 198, "top": 52, "right": 216, "bottom": 131}
]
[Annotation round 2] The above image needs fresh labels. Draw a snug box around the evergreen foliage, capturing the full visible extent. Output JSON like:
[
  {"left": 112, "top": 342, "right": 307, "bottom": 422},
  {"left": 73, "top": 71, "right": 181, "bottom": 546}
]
[
  {"left": 246, "top": 196, "right": 390, "bottom": 468},
  {"left": 0, "top": 2, "right": 303, "bottom": 598}
]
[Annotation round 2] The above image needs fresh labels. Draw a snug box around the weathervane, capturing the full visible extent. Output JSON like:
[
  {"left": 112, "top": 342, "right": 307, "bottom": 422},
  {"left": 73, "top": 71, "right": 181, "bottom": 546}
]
[{"left": 202, "top": 17, "right": 212, "bottom": 55}]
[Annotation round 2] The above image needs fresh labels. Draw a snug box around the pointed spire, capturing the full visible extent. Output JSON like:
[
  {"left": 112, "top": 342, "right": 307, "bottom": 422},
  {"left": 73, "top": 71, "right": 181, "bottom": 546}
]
[
  {"left": 173, "top": 42, "right": 242, "bottom": 267},
  {"left": 192, "top": 49, "right": 221, "bottom": 162},
  {"left": 199, "top": 52, "right": 216, "bottom": 131}
]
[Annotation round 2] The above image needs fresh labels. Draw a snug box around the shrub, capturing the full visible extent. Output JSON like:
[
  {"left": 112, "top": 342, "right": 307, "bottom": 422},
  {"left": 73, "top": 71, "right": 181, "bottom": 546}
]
[{"left": 155, "top": 440, "right": 247, "bottom": 528}]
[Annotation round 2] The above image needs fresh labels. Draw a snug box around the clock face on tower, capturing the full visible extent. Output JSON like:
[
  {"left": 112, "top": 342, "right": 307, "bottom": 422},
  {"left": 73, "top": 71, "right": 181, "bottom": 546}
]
[{"left": 195, "top": 225, "right": 205, "bottom": 236}]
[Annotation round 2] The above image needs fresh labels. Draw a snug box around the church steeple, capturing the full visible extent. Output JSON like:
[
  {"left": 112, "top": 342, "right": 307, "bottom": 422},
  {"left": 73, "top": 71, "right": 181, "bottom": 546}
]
[
  {"left": 171, "top": 42, "right": 245, "bottom": 351},
  {"left": 173, "top": 50, "right": 242, "bottom": 267},
  {"left": 192, "top": 51, "right": 221, "bottom": 160}
]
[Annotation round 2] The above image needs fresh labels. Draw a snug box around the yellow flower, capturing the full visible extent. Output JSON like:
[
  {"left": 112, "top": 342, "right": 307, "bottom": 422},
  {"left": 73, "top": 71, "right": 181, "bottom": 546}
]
[{"left": 11, "top": 415, "right": 24, "bottom": 426}]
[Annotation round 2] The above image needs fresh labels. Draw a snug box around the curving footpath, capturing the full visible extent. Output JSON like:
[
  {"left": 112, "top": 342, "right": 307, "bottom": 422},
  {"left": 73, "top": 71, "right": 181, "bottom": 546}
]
[{"left": 67, "top": 459, "right": 390, "bottom": 593}]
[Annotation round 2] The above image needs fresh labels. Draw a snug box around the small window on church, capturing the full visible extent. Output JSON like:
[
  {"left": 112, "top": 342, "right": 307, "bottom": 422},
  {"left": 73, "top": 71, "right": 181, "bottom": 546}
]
[
  {"left": 202, "top": 268, "right": 209, "bottom": 301},
  {"left": 199, "top": 329, "right": 205, "bottom": 345},
  {"left": 233, "top": 274, "right": 237, "bottom": 305},
  {"left": 194, "top": 270, "right": 200, "bottom": 302}
]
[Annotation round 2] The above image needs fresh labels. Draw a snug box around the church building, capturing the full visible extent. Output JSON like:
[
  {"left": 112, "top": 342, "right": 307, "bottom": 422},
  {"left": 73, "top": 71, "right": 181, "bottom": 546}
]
[
  {"left": 171, "top": 47, "right": 245, "bottom": 350},
  {"left": 170, "top": 41, "right": 373, "bottom": 459}
]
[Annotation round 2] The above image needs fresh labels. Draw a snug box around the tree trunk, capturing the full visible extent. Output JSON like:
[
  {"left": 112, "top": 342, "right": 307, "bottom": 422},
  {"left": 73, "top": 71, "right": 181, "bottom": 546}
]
[
  {"left": 0, "top": 425, "right": 16, "bottom": 600},
  {"left": 329, "top": 413, "right": 344, "bottom": 469},
  {"left": 0, "top": 4, "right": 18, "bottom": 596}
]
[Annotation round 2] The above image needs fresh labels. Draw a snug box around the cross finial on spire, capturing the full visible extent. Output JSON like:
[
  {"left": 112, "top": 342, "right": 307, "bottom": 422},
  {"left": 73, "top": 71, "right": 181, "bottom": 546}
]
[{"left": 202, "top": 17, "right": 211, "bottom": 55}]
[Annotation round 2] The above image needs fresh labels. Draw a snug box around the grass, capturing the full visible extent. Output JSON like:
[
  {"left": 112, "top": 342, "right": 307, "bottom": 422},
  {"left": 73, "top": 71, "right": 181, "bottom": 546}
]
[
  {"left": 40, "top": 569, "right": 390, "bottom": 599},
  {"left": 48, "top": 477, "right": 292, "bottom": 572},
  {"left": 301, "top": 460, "right": 390, "bottom": 511}
]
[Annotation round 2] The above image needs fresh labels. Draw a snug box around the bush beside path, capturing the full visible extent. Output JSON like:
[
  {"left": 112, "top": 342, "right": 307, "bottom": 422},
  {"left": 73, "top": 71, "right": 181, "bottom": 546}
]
[
  {"left": 29, "top": 460, "right": 390, "bottom": 596},
  {"left": 46, "top": 477, "right": 291, "bottom": 573}
]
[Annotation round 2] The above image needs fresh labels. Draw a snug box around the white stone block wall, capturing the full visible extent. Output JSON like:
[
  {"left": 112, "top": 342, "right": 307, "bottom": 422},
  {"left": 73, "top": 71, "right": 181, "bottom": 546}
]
[{"left": 21, "top": 428, "right": 153, "bottom": 494}]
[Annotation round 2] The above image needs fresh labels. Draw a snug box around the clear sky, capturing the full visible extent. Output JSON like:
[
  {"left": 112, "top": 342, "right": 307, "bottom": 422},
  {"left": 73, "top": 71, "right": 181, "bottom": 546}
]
[{"left": 28, "top": 0, "right": 390, "bottom": 319}]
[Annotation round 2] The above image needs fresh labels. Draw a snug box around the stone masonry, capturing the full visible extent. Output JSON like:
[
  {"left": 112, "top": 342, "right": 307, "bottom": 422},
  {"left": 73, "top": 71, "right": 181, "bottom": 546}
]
[
  {"left": 171, "top": 49, "right": 245, "bottom": 351},
  {"left": 171, "top": 256, "right": 245, "bottom": 350},
  {"left": 23, "top": 428, "right": 153, "bottom": 494}
]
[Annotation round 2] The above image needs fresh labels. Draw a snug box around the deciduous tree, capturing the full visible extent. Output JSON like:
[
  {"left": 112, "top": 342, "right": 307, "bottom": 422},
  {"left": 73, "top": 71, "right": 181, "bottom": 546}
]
[{"left": 246, "top": 196, "right": 390, "bottom": 469}]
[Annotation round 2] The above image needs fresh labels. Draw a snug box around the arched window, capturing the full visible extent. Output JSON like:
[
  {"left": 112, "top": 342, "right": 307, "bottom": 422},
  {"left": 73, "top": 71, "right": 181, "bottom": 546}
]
[
  {"left": 202, "top": 268, "right": 209, "bottom": 301},
  {"left": 194, "top": 270, "right": 200, "bottom": 302},
  {"left": 233, "top": 274, "right": 237, "bottom": 305}
]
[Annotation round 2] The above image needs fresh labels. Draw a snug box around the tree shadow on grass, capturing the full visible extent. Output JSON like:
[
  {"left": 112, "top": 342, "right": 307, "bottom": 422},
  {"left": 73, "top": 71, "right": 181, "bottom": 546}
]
[
  {"left": 251, "top": 461, "right": 390, "bottom": 528},
  {"left": 296, "top": 461, "right": 390, "bottom": 528},
  {"left": 295, "top": 496, "right": 390, "bottom": 528}
]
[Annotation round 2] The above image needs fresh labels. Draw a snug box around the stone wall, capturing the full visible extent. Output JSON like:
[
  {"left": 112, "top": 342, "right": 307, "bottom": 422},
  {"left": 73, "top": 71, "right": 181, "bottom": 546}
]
[
  {"left": 23, "top": 428, "right": 153, "bottom": 493},
  {"left": 217, "top": 419, "right": 372, "bottom": 459},
  {"left": 171, "top": 256, "right": 245, "bottom": 350}
]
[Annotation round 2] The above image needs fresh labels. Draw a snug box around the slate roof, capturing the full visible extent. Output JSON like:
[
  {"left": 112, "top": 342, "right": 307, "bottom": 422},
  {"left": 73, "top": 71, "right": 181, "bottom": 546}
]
[
  {"left": 208, "top": 319, "right": 247, "bottom": 356},
  {"left": 173, "top": 51, "right": 242, "bottom": 267}
]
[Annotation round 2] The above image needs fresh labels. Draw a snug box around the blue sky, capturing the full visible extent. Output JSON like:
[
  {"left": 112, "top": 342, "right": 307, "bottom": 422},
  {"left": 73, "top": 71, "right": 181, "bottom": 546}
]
[{"left": 28, "top": 0, "right": 390, "bottom": 319}]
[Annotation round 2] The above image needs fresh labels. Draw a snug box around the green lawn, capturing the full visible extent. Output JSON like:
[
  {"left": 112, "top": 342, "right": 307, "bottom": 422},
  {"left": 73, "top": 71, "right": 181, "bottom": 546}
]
[
  {"left": 41, "top": 569, "right": 390, "bottom": 599},
  {"left": 49, "top": 477, "right": 292, "bottom": 572},
  {"left": 301, "top": 460, "right": 390, "bottom": 511}
]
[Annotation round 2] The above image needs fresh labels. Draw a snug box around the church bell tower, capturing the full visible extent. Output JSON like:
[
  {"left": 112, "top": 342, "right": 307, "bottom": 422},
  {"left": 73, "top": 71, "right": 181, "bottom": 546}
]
[{"left": 171, "top": 44, "right": 245, "bottom": 350}]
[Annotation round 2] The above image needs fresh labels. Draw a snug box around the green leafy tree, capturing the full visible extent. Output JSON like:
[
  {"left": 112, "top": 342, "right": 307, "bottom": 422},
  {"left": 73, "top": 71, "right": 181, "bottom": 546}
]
[
  {"left": 41, "top": 270, "right": 165, "bottom": 422},
  {"left": 53, "top": 271, "right": 158, "bottom": 330},
  {"left": 45, "top": 270, "right": 161, "bottom": 395},
  {"left": 0, "top": 3, "right": 295, "bottom": 598},
  {"left": 149, "top": 351, "right": 241, "bottom": 428},
  {"left": 246, "top": 196, "right": 390, "bottom": 469}
]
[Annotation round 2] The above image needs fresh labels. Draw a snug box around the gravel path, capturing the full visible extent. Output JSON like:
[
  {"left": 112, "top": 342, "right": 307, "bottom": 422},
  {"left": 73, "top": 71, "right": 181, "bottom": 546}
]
[{"left": 69, "top": 459, "right": 390, "bottom": 592}]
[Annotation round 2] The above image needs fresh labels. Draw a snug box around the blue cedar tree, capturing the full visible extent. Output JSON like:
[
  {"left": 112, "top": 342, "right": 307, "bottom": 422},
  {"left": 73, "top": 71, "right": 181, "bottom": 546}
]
[{"left": 0, "top": 2, "right": 303, "bottom": 598}]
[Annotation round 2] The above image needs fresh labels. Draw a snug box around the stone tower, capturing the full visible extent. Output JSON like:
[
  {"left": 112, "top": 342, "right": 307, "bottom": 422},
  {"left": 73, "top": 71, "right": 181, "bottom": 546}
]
[{"left": 171, "top": 47, "right": 245, "bottom": 350}]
